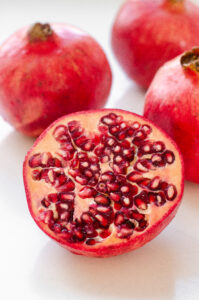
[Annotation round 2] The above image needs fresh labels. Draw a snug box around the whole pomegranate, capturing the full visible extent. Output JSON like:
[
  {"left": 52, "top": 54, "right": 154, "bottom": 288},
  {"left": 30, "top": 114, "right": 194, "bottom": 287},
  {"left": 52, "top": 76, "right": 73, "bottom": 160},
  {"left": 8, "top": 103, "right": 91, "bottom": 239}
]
[
  {"left": 0, "top": 23, "right": 112, "bottom": 136},
  {"left": 23, "top": 109, "right": 184, "bottom": 257},
  {"left": 111, "top": 0, "right": 199, "bottom": 89},
  {"left": 144, "top": 48, "right": 199, "bottom": 183}
]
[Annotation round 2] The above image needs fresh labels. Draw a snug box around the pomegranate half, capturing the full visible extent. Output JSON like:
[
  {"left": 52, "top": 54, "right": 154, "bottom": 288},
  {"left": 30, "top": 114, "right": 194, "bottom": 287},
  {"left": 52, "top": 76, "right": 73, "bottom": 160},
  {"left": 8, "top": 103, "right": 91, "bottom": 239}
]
[
  {"left": 0, "top": 23, "right": 112, "bottom": 136},
  {"left": 23, "top": 109, "right": 184, "bottom": 257},
  {"left": 111, "top": 0, "right": 199, "bottom": 89},
  {"left": 144, "top": 48, "right": 199, "bottom": 183}
]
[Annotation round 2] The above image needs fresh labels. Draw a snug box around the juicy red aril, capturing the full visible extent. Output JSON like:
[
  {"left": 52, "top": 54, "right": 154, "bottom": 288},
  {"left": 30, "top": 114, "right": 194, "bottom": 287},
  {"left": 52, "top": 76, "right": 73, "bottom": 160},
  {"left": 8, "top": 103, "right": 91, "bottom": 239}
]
[
  {"left": 114, "top": 212, "right": 126, "bottom": 226},
  {"left": 164, "top": 184, "right": 177, "bottom": 201},
  {"left": 41, "top": 199, "right": 50, "bottom": 208},
  {"left": 128, "top": 210, "right": 145, "bottom": 222},
  {"left": 86, "top": 239, "right": 96, "bottom": 246},
  {"left": 27, "top": 111, "right": 178, "bottom": 248},
  {"left": 155, "top": 192, "right": 166, "bottom": 207},
  {"left": 94, "top": 194, "right": 110, "bottom": 206},
  {"left": 78, "top": 187, "right": 97, "bottom": 199},
  {"left": 163, "top": 150, "right": 175, "bottom": 164},
  {"left": 152, "top": 141, "right": 165, "bottom": 153}
]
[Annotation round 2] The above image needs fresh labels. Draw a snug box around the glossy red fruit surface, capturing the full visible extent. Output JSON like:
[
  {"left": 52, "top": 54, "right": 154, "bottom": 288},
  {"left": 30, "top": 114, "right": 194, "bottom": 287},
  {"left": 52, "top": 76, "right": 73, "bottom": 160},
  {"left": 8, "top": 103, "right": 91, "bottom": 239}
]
[
  {"left": 112, "top": 0, "right": 199, "bottom": 89},
  {"left": 144, "top": 48, "right": 199, "bottom": 183},
  {"left": 23, "top": 109, "right": 184, "bottom": 257},
  {"left": 0, "top": 23, "right": 112, "bottom": 136}
]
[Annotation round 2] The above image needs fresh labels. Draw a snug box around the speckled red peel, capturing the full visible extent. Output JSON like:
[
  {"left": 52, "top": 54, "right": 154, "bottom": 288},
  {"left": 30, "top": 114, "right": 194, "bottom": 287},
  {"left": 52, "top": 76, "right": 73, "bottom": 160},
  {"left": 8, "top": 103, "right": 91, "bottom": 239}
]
[
  {"left": 23, "top": 109, "right": 184, "bottom": 257},
  {"left": 0, "top": 23, "right": 112, "bottom": 136},
  {"left": 111, "top": 0, "right": 199, "bottom": 89},
  {"left": 144, "top": 48, "right": 199, "bottom": 183}
]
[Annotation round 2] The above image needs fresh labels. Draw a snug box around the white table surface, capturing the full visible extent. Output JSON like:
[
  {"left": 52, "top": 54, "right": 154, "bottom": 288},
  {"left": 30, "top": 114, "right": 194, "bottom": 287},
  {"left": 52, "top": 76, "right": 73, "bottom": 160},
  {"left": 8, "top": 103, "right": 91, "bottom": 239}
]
[{"left": 1, "top": 0, "right": 199, "bottom": 299}]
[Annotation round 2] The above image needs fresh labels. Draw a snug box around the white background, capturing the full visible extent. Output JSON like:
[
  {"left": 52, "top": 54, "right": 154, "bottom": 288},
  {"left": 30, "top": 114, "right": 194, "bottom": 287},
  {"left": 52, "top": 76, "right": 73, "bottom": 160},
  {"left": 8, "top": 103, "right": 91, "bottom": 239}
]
[{"left": 0, "top": 0, "right": 199, "bottom": 299}]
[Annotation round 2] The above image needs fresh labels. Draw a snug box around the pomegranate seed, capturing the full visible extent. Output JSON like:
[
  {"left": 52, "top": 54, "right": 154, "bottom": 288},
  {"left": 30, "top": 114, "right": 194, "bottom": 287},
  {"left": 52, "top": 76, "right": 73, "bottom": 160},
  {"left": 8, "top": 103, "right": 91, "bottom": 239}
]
[
  {"left": 134, "top": 197, "right": 148, "bottom": 210},
  {"left": 75, "top": 176, "right": 88, "bottom": 185},
  {"left": 165, "top": 184, "right": 177, "bottom": 201},
  {"left": 134, "top": 160, "right": 150, "bottom": 172},
  {"left": 95, "top": 214, "right": 109, "bottom": 228},
  {"left": 101, "top": 171, "right": 115, "bottom": 182},
  {"left": 132, "top": 121, "right": 140, "bottom": 130},
  {"left": 110, "top": 192, "right": 121, "bottom": 202},
  {"left": 109, "top": 125, "right": 120, "bottom": 136},
  {"left": 71, "top": 128, "right": 84, "bottom": 139},
  {"left": 114, "top": 212, "right": 126, "bottom": 226},
  {"left": 128, "top": 210, "right": 144, "bottom": 221},
  {"left": 133, "top": 130, "right": 147, "bottom": 144},
  {"left": 53, "top": 223, "right": 62, "bottom": 233},
  {"left": 41, "top": 199, "right": 50, "bottom": 208},
  {"left": 100, "top": 155, "right": 110, "bottom": 163},
  {"left": 53, "top": 125, "right": 68, "bottom": 141},
  {"left": 122, "top": 197, "right": 132, "bottom": 207},
  {"left": 141, "top": 124, "right": 152, "bottom": 135},
  {"left": 122, "top": 148, "right": 134, "bottom": 161},
  {"left": 79, "top": 187, "right": 97, "bottom": 199},
  {"left": 75, "top": 136, "right": 88, "bottom": 147},
  {"left": 160, "top": 181, "right": 169, "bottom": 190},
  {"left": 59, "top": 192, "right": 75, "bottom": 201},
  {"left": 81, "top": 212, "right": 93, "bottom": 224},
  {"left": 138, "top": 178, "right": 151, "bottom": 188},
  {"left": 73, "top": 228, "right": 86, "bottom": 241},
  {"left": 68, "top": 120, "right": 79, "bottom": 132},
  {"left": 148, "top": 192, "right": 156, "bottom": 204},
  {"left": 107, "top": 182, "right": 120, "bottom": 192},
  {"left": 101, "top": 116, "right": 115, "bottom": 125},
  {"left": 48, "top": 193, "right": 59, "bottom": 203},
  {"left": 114, "top": 203, "right": 122, "bottom": 210},
  {"left": 96, "top": 182, "right": 107, "bottom": 193},
  {"left": 84, "top": 170, "right": 93, "bottom": 178},
  {"left": 149, "top": 176, "right": 160, "bottom": 190},
  {"left": 60, "top": 211, "right": 70, "bottom": 221},
  {"left": 82, "top": 140, "right": 95, "bottom": 151},
  {"left": 94, "top": 194, "right": 110, "bottom": 206},
  {"left": 32, "top": 169, "right": 41, "bottom": 180},
  {"left": 117, "top": 224, "right": 134, "bottom": 239},
  {"left": 117, "top": 130, "right": 127, "bottom": 141},
  {"left": 47, "top": 169, "right": 55, "bottom": 183},
  {"left": 62, "top": 179, "right": 75, "bottom": 191},
  {"left": 99, "top": 230, "right": 111, "bottom": 238},
  {"left": 84, "top": 224, "right": 98, "bottom": 238},
  {"left": 57, "top": 174, "right": 67, "bottom": 186},
  {"left": 86, "top": 239, "right": 96, "bottom": 246},
  {"left": 39, "top": 210, "right": 53, "bottom": 224},
  {"left": 114, "top": 155, "right": 123, "bottom": 164},
  {"left": 136, "top": 220, "right": 148, "bottom": 231},
  {"left": 29, "top": 153, "right": 42, "bottom": 168},
  {"left": 152, "top": 141, "right": 165, "bottom": 153},
  {"left": 155, "top": 192, "right": 166, "bottom": 206},
  {"left": 80, "top": 161, "right": 90, "bottom": 169},
  {"left": 127, "top": 171, "right": 143, "bottom": 182},
  {"left": 151, "top": 154, "right": 165, "bottom": 167},
  {"left": 163, "top": 150, "right": 175, "bottom": 164}
]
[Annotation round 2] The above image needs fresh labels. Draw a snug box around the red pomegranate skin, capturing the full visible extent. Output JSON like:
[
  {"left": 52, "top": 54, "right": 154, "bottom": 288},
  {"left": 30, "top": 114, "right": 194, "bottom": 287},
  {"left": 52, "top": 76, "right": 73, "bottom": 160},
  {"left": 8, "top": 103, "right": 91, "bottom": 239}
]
[
  {"left": 144, "top": 49, "right": 199, "bottom": 183},
  {"left": 0, "top": 23, "right": 112, "bottom": 136},
  {"left": 112, "top": 0, "right": 199, "bottom": 89}
]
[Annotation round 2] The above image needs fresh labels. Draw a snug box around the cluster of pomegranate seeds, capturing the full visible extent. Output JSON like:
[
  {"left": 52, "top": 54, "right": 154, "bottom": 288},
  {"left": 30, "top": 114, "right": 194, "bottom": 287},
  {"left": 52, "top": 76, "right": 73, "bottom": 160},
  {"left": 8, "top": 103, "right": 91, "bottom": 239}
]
[{"left": 28, "top": 113, "right": 177, "bottom": 246}]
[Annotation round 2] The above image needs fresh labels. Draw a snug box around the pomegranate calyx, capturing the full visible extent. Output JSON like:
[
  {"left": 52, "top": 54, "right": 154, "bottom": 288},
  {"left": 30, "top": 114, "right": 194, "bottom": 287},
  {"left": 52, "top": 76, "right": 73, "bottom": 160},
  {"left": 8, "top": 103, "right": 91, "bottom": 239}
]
[
  {"left": 180, "top": 48, "right": 199, "bottom": 73},
  {"left": 28, "top": 23, "right": 53, "bottom": 43}
]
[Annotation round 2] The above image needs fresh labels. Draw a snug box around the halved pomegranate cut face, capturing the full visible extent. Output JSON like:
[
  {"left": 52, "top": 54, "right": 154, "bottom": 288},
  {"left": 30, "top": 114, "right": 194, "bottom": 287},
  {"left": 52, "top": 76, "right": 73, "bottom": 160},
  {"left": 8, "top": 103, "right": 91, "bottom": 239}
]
[{"left": 23, "top": 109, "right": 184, "bottom": 257}]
